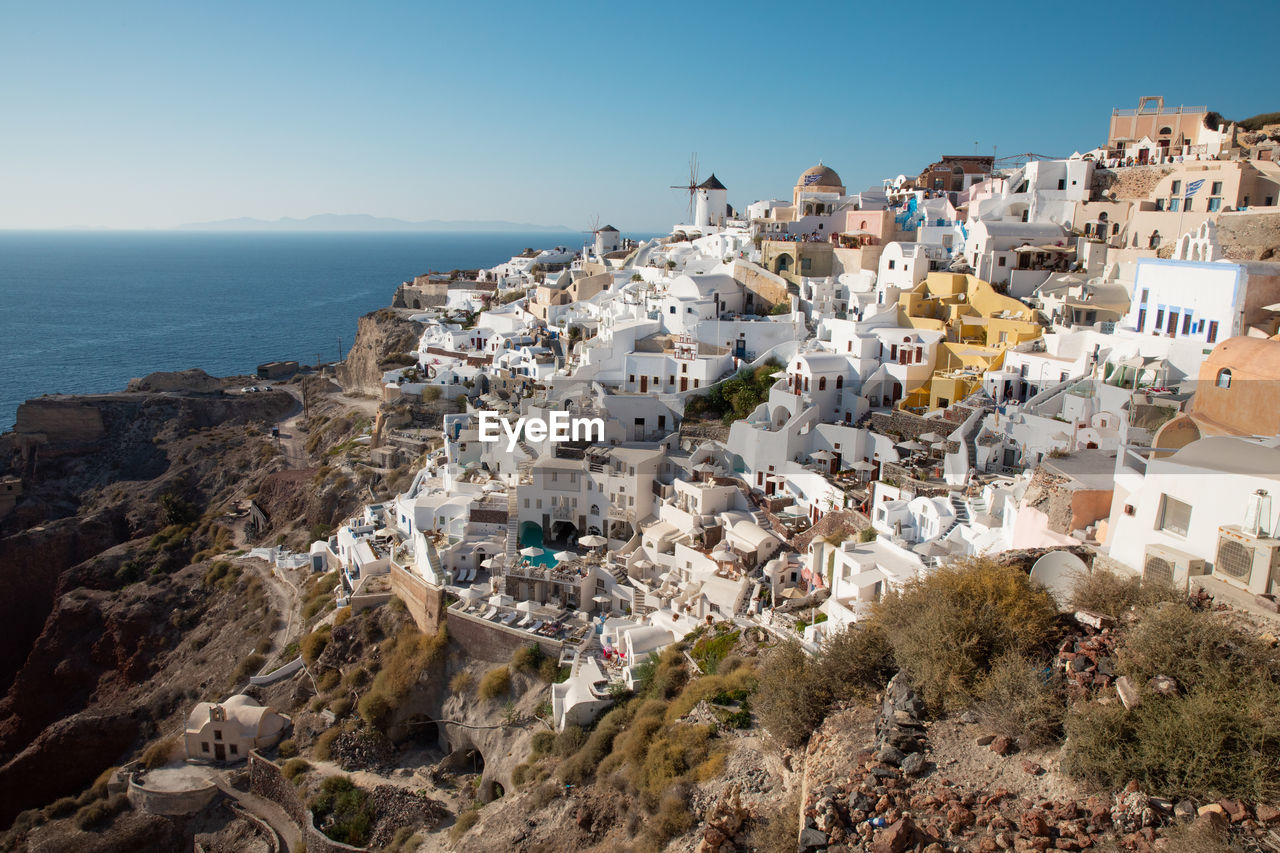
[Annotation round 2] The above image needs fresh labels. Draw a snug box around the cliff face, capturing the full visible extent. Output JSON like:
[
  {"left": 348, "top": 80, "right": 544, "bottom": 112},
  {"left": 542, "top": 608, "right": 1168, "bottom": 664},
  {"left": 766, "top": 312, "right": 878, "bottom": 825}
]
[{"left": 337, "top": 308, "right": 424, "bottom": 396}]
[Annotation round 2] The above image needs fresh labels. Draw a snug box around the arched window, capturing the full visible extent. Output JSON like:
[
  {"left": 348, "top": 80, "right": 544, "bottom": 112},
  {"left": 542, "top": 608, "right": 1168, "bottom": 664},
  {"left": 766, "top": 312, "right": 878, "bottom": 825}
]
[
  {"left": 818, "top": 377, "right": 827, "bottom": 391},
  {"left": 836, "top": 375, "right": 844, "bottom": 389},
  {"left": 1159, "top": 126, "right": 1172, "bottom": 136},
  {"left": 1216, "top": 368, "right": 1232, "bottom": 389}
]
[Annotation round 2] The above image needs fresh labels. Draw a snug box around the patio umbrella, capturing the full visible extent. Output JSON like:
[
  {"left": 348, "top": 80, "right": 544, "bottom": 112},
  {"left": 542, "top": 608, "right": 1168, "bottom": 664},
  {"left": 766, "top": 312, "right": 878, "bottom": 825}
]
[
  {"left": 634, "top": 559, "right": 654, "bottom": 570},
  {"left": 481, "top": 557, "right": 502, "bottom": 568},
  {"left": 459, "top": 587, "right": 484, "bottom": 604},
  {"left": 851, "top": 460, "right": 876, "bottom": 472},
  {"left": 710, "top": 548, "right": 735, "bottom": 562},
  {"left": 780, "top": 586, "right": 808, "bottom": 599},
  {"left": 515, "top": 600, "right": 539, "bottom": 615},
  {"left": 519, "top": 546, "right": 544, "bottom": 557},
  {"left": 553, "top": 550, "right": 577, "bottom": 562},
  {"left": 809, "top": 450, "right": 835, "bottom": 461},
  {"left": 488, "top": 594, "right": 514, "bottom": 608},
  {"left": 578, "top": 534, "right": 607, "bottom": 548},
  {"left": 918, "top": 432, "right": 943, "bottom": 444},
  {"left": 692, "top": 462, "right": 719, "bottom": 473},
  {"left": 897, "top": 439, "right": 926, "bottom": 451}
]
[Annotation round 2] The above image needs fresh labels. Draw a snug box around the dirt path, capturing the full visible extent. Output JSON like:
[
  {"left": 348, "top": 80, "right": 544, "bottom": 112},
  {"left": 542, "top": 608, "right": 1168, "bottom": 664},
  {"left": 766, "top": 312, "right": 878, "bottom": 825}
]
[
  {"left": 209, "top": 771, "right": 304, "bottom": 853},
  {"left": 231, "top": 556, "right": 303, "bottom": 673}
]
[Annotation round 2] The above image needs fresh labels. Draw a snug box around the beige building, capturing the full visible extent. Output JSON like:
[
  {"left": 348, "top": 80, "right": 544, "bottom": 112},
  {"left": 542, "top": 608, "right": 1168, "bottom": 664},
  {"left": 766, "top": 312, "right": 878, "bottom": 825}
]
[{"left": 184, "top": 694, "right": 289, "bottom": 763}]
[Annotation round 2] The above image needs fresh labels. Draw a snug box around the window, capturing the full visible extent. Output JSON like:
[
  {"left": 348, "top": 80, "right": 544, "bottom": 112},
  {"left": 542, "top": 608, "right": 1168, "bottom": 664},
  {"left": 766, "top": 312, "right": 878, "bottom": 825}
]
[
  {"left": 818, "top": 377, "right": 826, "bottom": 391},
  {"left": 1208, "top": 321, "right": 1219, "bottom": 343},
  {"left": 1168, "top": 198, "right": 1180, "bottom": 212},
  {"left": 1140, "top": 288, "right": 1150, "bottom": 303},
  {"left": 214, "top": 730, "right": 223, "bottom": 741},
  {"left": 1182, "top": 313, "right": 1192, "bottom": 335},
  {"left": 835, "top": 375, "right": 843, "bottom": 388},
  {"left": 1216, "top": 368, "right": 1231, "bottom": 389},
  {"left": 1057, "top": 179, "right": 1066, "bottom": 190},
  {"left": 1154, "top": 308, "right": 1164, "bottom": 331},
  {"left": 1183, "top": 199, "right": 1193, "bottom": 212},
  {"left": 1157, "top": 495, "right": 1192, "bottom": 536},
  {"left": 998, "top": 256, "right": 1006, "bottom": 267},
  {"left": 887, "top": 260, "right": 896, "bottom": 270},
  {"left": 1155, "top": 199, "right": 1165, "bottom": 211},
  {"left": 1171, "top": 180, "right": 1182, "bottom": 194},
  {"left": 230, "top": 744, "right": 238, "bottom": 755},
  {"left": 1211, "top": 181, "right": 1223, "bottom": 195},
  {"left": 1112, "top": 223, "right": 1120, "bottom": 235},
  {"left": 202, "top": 742, "right": 210, "bottom": 753},
  {"left": 1208, "top": 198, "right": 1222, "bottom": 212}
]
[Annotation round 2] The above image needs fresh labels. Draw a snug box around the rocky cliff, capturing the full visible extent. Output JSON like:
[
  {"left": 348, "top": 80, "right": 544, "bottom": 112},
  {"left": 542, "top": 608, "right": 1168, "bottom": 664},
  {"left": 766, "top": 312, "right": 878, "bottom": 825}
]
[{"left": 336, "top": 308, "right": 425, "bottom": 396}]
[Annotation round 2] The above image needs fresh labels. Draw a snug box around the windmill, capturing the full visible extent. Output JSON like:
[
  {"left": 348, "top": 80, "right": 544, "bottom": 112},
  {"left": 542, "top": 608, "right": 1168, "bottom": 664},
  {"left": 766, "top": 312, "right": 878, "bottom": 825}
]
[{"left": 669, "top": 153, "right": 700, "bottom": 223}]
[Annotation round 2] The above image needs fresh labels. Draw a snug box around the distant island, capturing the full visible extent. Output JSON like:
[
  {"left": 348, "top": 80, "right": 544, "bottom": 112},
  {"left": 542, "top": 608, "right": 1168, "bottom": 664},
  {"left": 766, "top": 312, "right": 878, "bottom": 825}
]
[{"left": 174, "top": 213, "right": 574, "bottom": 233}]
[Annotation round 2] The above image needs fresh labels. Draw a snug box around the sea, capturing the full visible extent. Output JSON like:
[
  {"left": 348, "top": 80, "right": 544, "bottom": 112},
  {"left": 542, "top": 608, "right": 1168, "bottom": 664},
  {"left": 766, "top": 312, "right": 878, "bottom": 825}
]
[{"left": 0, "top": 230, "right": 586, "bottom": 431}]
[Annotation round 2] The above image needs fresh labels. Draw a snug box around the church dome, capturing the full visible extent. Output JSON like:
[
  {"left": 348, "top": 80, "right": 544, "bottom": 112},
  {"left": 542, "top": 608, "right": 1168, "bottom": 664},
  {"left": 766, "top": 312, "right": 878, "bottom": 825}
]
[{"left": 797, "top": 164, "right": 843, "bottom": 189}]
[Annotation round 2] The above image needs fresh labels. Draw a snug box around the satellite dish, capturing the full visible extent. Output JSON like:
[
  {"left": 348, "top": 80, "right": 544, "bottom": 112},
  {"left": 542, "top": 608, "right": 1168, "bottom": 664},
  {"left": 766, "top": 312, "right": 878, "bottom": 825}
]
[{"left": 1030, "top": 550, "right": 1089, "bottom": 608}]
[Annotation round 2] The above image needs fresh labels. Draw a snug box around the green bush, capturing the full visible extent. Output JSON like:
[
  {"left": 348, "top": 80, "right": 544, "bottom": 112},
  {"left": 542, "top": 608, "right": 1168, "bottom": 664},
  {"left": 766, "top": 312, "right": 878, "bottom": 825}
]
[
  {"left": 691, "top": 627, "right": 739, "bottom": 674},
  {"left": 530, "top": 731, "right": 556, "bottom": 757},
  {"left": 277, "top": 739, "right": 298, "bottom": 759},
  {"left": 282, "top": 758, "right": 311, "bottom": 781},
  {"left": 309, "top": 775, "right": 373, "bottom": 847},
  {"left": 873, "top": 557, "right": 1059, "bottom": 712}
]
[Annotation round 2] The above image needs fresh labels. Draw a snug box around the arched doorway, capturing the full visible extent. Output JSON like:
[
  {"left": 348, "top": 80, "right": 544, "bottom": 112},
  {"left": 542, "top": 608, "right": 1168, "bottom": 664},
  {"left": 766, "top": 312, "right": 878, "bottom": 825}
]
[{"left": 550, "top": 520, "right": 579, "bottom": 546}]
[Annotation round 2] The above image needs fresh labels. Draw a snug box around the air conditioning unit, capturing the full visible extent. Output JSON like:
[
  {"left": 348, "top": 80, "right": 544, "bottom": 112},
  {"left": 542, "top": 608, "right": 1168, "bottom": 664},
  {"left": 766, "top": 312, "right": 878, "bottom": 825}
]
[
  {"left": 1213, "top": 525, "right": 1280, "bottom": 594},
  {"left": 1143, "top": 543, "right": 1207, "bottom": 591}
]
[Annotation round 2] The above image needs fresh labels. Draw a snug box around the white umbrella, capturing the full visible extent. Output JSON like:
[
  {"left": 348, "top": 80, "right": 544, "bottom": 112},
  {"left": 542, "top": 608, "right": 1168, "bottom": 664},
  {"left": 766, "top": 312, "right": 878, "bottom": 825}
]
[
  {"left": 851, "top": 460, "right": 876, "bottom": 472},
  {"left": 897, "top": 439, "right": 926, "bottom": 451},
  {"left": 810, "top": 450, "right": 835, "bottom": 461},
  {"left": 516, "top": 600, "right": 539, "bottom": 614},
  {"left": 710, "top": 548, "right": 735, "bottom": 562},
  {"left": 553, "top": 550, "right": 577, "bottom": 562},
  {"left": 780, "top": 586, "right": 808, "bottom": 600},
  {"left": 519, "top": 546, "right": 544, "bottom": 557},
  {"left": 634, "top": 559, "right": 654, "bottom": 570},
  {"left": 481, "top": 557, "right": 502, "bottom": 568},
  {"left": 578, "top": 535, "right": 607, "bottom": 548},
  {"left": 918, "top": 431, "right": 943, "bottom": 444},
  {"left": 693, "top": 462, "right": 719, "bottom": 473},
  {"left": 459, "top": 588, "right": 483, "bottom": 604},
  {"left": 489, "top": 594, "right": 514, "bottom": 607}
]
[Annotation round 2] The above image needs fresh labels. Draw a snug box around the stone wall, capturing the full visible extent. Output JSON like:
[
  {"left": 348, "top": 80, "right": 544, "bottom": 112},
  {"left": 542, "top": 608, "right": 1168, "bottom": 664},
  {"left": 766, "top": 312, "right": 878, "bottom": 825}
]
[
  {"left": 388, "top": 561, "right": 444, "bottom": 634},
  {"left": 249, "top": 751, "right": 368, "bottom": 853},
  {"left": 126, "top": 773, "right": 219, "bottom": 816},
  {"left": 444, "top": 608, "right": 562, "bottom": 662},
  {"left": 13, "top": 400, "right": 105, "bottom": 452},
  {"left": 732, "top": 260, "right": 791, "bottom": 306}
]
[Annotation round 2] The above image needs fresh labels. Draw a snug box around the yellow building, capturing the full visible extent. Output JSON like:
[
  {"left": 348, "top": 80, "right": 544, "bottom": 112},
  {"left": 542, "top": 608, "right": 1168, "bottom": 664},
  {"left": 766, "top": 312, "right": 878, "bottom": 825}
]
[{"left": 896, "top": 272, "right": 1044, "bottom": 410}]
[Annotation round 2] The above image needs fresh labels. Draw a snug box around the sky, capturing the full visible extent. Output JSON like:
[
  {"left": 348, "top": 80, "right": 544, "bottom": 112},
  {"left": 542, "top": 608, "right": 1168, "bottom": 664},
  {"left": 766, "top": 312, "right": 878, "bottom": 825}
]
[{"left": 3, "top": 0, "right": 1277, "bottom": 233}]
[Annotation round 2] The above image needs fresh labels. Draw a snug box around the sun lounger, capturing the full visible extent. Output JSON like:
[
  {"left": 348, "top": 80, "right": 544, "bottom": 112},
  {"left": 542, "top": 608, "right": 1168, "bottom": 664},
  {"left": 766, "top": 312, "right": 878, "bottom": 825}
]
[
  {"left": 528, "top": 620, "right": 543, "bottom": 633},
  {"left": 501, "top": 611, "right": 519, "bottom": 626},
  {"left": 481, "top": 606, "right": 497, "bottom": 620}
]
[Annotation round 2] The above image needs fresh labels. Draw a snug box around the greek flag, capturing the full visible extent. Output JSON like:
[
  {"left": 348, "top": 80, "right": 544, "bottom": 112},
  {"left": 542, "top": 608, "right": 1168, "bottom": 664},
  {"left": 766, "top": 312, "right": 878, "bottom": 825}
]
[
  {"left": 803, "top": 173, "right": 823, "bottom": 186},
  {"left": 1185, "top": 179, "right": 1205, "bottom": 198}
]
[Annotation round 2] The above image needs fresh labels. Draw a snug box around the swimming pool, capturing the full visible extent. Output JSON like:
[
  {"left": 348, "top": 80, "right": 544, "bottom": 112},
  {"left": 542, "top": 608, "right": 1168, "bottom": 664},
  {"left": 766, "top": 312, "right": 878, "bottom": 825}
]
[{"left": 519, "top": 524, "right": 560, "bottom": 568}]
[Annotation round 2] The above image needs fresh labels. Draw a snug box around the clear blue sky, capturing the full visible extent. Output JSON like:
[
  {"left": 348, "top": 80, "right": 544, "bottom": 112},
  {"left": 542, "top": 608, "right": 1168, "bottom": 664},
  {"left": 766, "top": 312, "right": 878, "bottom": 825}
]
[{"left": 3, "top": 0, "right": 1276, "bottom": 232}]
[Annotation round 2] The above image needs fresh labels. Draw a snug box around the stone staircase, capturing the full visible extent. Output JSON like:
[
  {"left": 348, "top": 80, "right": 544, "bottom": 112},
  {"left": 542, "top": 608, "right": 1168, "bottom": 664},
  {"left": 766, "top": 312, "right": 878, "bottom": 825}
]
[
  {"left": 950, "top": 493, "right": 971, "bottom": 524},
  {"left": 505, "top": 489, "right": 519, "bottom": 562}
]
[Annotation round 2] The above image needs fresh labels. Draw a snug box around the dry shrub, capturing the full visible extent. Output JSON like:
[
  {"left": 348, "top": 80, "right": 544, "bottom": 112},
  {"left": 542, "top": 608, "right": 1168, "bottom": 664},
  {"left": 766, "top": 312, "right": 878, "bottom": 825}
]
[
  {"left": 317, "top": 669, "right": 340, "bottom": 691},
  {"left": 358, "top": 623, "right": 448, "bottom": 729},
  {"left": 73, "top": 794, "right": 128, "bottom": 830},
  {"left": 511, "top": 644, "right": 545, "bottom": 674},
  {"left": 477, "top": 666, "right": 511, "bottom": 702},
  {"left": 975, "top": 651, "right": 1064, "bottom": 747},
  {"left": 141, "top": 736, "right": 177, "bottom": 770},
  {"left": 314, "top": 725, "right": 344, "bottom": 761},
  {"left": 449, "top": 670, "right": 475, "bottom": 695},
  {"left": 551, "top": 725, "right": 586, "bottom": 757},
  {"left": 449, "top": 808, "right": 480, "bottom": 841},
  {"left": 559, "top": 705, "right": 630, "bottom": 786},
  {"left": 277, "top": 739, "right": 298, "bottom": 759},
  {"left": 1069, "top": 566, "right": 1180, "bottom": 621},
  {"left": 749, "top": 789, "right": 801, "bottom": 853},
  {"left": 300, "top": 627, "right": 332, "bottom": 665},
  {"left": 755, "top": 624, "right": 892, "bottom": 748},
  {"left": 873, "top": 557, "right": 1059, "bottom": 712},
  {"left": 333, "top": 607, "right": 352, "bottom": 627},
  {"left": 637, "top": 789, "right": 694, "bottom": 852},
  {"left": 1063, "top": 606, "right": 1280, "bottom": 801}
]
